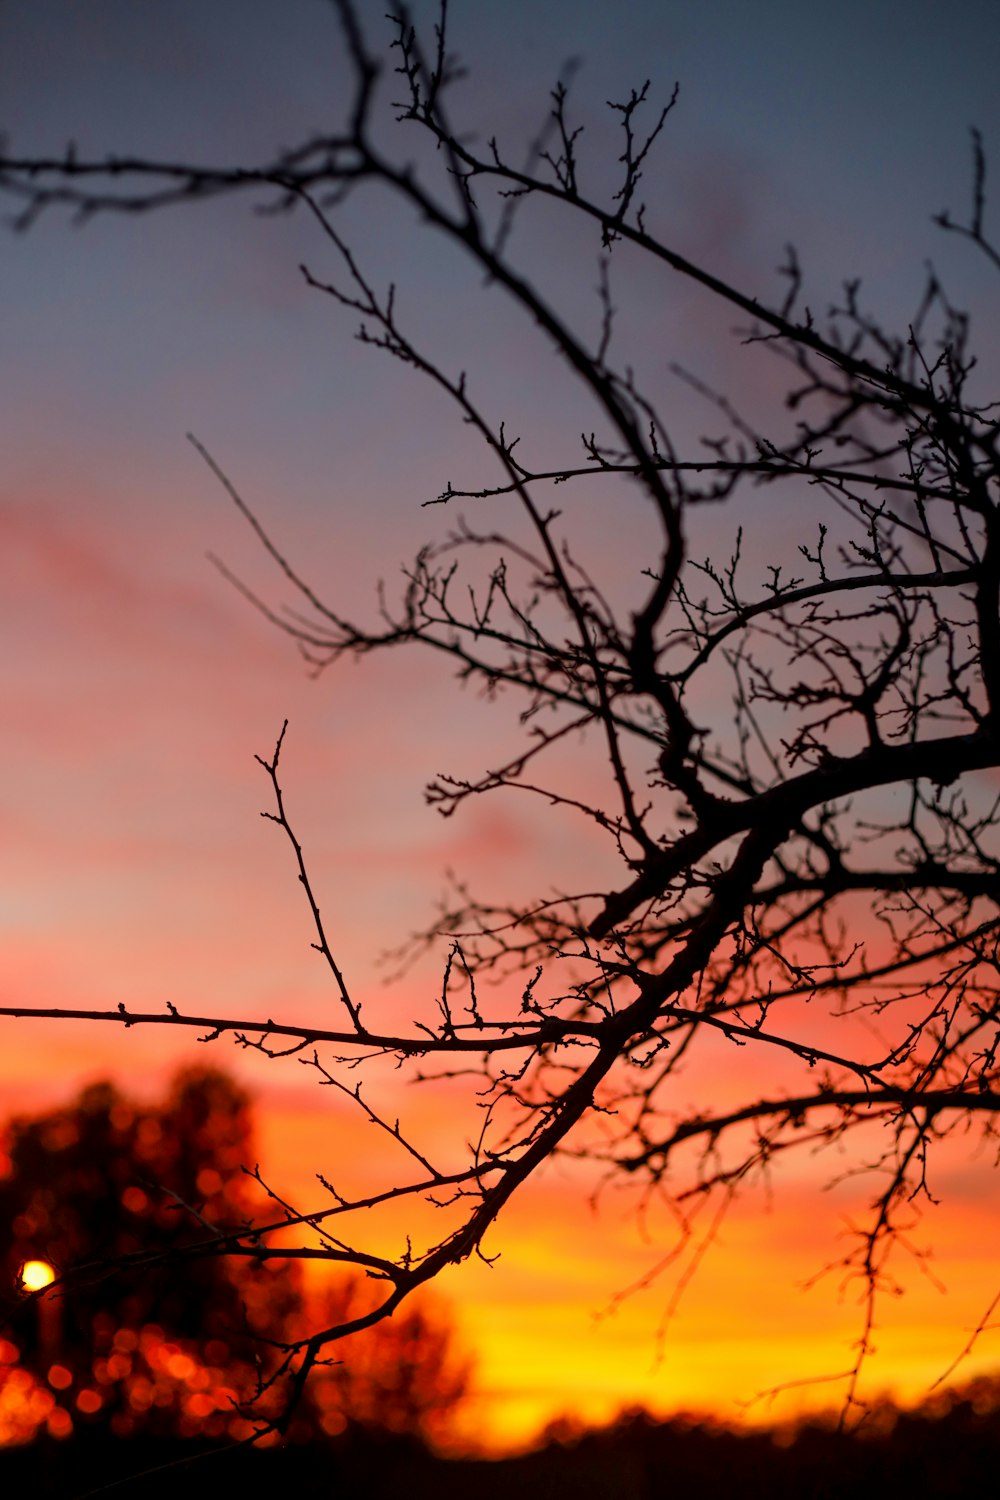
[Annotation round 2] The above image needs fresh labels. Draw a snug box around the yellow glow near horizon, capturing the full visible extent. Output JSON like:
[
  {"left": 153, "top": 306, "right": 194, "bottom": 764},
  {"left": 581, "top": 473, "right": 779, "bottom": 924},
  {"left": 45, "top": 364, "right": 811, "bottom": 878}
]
[{"left": 20, "top": 1259, "right": 55, "bottom": 1292}]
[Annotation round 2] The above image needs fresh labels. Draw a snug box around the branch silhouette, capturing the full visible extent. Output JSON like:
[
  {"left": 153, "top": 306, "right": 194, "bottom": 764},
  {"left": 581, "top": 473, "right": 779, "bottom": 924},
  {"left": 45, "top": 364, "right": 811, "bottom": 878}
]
[{"left": 2, "top": 0, "right": 999, "bottom": 1433}]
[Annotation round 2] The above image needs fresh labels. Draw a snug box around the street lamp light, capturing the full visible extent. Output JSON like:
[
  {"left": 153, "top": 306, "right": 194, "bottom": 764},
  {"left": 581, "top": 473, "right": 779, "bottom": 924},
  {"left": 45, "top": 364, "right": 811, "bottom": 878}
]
[
  {"left": 20, "top": 1259, "right": 59, "bottom": 1363},
  {"left": 20, "top": 1259, "right": 55, "bottom": 1293}
]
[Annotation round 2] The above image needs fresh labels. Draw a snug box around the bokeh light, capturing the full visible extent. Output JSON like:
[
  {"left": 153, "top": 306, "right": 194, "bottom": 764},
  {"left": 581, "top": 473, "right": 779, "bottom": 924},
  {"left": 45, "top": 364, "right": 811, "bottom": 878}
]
[{"left": 19, "top": 1261, "right": 55, "bottom": 1294}]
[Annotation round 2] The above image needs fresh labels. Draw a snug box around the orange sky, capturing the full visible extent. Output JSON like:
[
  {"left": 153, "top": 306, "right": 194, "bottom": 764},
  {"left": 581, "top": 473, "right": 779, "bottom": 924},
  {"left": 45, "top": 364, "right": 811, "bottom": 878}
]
[
  {"left": 260, "top": 1093, "right": 1000, "bottom": 1450},
  {"left": 3, "top": 0, "right": 1000, "bottom": 1454}
]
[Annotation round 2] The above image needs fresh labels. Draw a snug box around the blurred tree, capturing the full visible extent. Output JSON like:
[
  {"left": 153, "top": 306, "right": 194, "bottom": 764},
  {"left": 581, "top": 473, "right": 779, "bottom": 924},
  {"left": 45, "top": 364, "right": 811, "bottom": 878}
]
[
  {"left": 0, "top": 1069, "right": 470, "bottom": 1447},
  {"left": 0, "top": 1068, "right": 291, "bottom": 1365},
  {"left": 300, "top": 1275, "right": 472, "bottom": 1448}
]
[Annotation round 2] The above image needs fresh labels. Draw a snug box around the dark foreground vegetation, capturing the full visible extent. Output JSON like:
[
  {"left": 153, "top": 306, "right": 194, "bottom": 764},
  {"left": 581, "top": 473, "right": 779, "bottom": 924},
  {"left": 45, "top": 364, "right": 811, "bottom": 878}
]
[{"left": 3, "top": 1384, "right": 1000, "bottom": 1500}]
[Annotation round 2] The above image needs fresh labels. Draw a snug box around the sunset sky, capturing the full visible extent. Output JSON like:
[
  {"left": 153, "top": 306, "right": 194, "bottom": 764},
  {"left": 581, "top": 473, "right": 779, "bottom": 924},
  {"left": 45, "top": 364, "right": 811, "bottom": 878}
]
[{"left": 3, "top": 0, "right": 1000, "bottom": 1451}]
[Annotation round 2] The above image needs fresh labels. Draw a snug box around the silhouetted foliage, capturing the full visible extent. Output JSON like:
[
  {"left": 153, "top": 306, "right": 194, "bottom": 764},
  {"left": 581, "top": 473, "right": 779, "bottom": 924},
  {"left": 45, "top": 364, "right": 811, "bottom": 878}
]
[
  {"left": 1, "top": 0, "right": 999, "bottom": 1438},
  {"left": 0, "top": 1069, "right": 470, "bottom": 1448},
  {"left": 0, "top": 1069, "right": 291, "bottom": 1367},
  {"left": 3, "top": 1380, "right": 1000, "bottom": 1500},
  {"left": 299, "top": 1275, "right": 471, "bottom": 1447}
]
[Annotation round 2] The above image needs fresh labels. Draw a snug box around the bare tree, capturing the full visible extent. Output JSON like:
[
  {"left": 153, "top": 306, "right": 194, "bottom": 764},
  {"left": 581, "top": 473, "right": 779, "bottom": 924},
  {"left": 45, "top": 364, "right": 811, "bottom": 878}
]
[{"left": 2, "top": 0, "right": 999, "bottom": 1434}]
